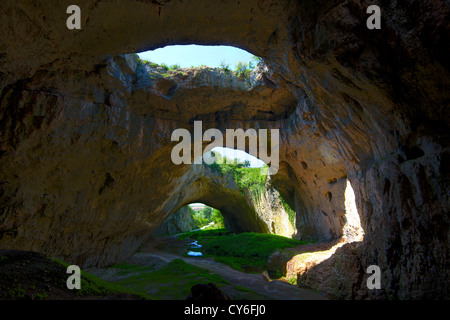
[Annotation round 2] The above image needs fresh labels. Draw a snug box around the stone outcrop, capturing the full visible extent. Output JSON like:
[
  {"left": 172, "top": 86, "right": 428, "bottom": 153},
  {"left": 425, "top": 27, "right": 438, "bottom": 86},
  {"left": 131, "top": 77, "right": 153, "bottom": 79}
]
[
  {"left": 0, "top": 0, "right": 448, "bottom": 299},
  {"left": 158, "top": 163, "right": 296, "bottom": 237},
  {"left": 152, "top": 206, "right": 197, "bottom": 236}
]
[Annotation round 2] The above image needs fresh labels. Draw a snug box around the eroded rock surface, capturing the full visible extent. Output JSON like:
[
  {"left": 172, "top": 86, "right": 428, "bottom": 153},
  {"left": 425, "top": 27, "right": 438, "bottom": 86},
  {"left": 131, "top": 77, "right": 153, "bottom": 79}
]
[
  {"left": 153, "top": 206, "right": 198, "bottom": 236},
  {"left": 0, "top": 0, "right": 448, "bottom": 299}
]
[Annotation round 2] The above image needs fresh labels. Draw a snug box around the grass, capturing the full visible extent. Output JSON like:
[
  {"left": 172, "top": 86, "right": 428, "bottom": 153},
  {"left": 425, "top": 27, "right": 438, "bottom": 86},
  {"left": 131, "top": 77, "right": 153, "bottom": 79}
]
[
  {"left": 206, "top": 156, "right": 268, "bottom": 196},
  {"left": 53, "top": 258, "right": 146, "bottom": 298},
  {"left": 179, "top": 229, "right": 311, "bottom": 273},
  {"left": 111, "top": 262, "right": 156, "bottom": 275},
  {"left": 113, "top": 259, "right": 230, "bottom": 300}
]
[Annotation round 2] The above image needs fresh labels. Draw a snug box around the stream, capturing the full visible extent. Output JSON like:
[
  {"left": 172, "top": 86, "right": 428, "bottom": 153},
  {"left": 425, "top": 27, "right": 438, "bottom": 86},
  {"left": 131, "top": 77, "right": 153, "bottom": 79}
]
[{"left": 187, "top": 240, "right": 203, "bottom": 256}]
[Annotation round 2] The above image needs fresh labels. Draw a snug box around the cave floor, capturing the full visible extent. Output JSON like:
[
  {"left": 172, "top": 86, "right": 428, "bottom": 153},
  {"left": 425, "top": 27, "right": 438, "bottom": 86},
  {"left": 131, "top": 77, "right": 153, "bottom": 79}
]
[{"left": 87, "top": 234, "right": 329, "bottom": 300}]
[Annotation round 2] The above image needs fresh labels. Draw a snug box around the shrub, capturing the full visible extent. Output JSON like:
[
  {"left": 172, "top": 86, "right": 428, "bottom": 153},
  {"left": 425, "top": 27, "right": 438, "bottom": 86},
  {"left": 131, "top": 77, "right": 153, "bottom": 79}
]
[
  {"left": 169, "top": 64, "right": 181, "bottom": 70},
  {"left": 220, "top": 60, "right": 231, "bottom": 73},
  {"left": 235, "top": 61, "right": 251, "bottom": 80}
]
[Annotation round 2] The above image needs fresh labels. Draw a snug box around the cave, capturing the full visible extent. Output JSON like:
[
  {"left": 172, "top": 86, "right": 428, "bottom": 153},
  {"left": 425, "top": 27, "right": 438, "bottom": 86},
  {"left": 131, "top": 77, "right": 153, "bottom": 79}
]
[{"left": 0, "top": 0, "right": 448, "bottom": 300}]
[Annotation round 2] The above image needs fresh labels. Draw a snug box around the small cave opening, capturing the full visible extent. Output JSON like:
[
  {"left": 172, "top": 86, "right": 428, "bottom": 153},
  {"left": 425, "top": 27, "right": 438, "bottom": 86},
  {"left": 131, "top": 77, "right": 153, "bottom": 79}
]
[
  {"left": 130, "top": 44, "right": 297, "bottom": 122},
  {"left": 137, "top": 44, "right": 260, "bottom": 70}
]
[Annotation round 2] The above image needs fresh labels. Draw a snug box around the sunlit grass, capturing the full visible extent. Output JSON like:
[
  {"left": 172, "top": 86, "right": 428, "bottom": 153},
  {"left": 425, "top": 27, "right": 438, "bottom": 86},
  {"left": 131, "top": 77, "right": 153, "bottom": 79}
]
[
  {"left": 113, "top": 259, "right": 230, "bottom": 300},
  {"left": 179, "top": 229, "right": 312, "bottom": 273}
]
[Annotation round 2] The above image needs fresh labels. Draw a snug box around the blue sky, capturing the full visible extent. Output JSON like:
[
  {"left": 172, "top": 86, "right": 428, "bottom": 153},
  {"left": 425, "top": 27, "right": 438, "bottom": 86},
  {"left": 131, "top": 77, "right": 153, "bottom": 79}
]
[
  {"left": 137, "top": 44, "right": 255, "bottom": 69},
  {"left": 211, "top": 147, "right": 265, "bottom": 167}
]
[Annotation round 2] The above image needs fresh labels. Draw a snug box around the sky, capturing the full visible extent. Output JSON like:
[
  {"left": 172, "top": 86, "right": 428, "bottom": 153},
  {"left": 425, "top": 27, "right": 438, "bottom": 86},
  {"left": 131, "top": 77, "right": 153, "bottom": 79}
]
[
  {"left": 137, "top": 44, "right": 255, "bottom": 69},
  {"left": 138, "top": 45, "right": 265, "bottom": 169},
  {"left": 210, "top": 147, "right": 265, "bottom": 167}
]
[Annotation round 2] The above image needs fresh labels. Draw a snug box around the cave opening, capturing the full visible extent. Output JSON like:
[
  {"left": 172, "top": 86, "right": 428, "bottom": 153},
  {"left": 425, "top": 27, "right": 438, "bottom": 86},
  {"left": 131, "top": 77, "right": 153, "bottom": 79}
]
[
  {"left": 153, "top": 202, "right": 225, "bottom": 237},
  {"left": 1, "top": 0, "right": 446, "bottom": 300},
  {"left": 136, "top": 44, "right": 259, "bottom": 70}
]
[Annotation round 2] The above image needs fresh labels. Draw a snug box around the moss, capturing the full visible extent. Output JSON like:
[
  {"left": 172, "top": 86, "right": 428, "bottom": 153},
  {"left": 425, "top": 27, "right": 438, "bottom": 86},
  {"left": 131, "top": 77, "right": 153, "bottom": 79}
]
[
  {"left": 278, "top": 194, "right": 296, "bottom": 227},
  {"left": 112, "top": 262, "right": 155, "bottom": 275},
  {"left": 233, "top": 285, "right": 257, "bottom": 294},
  {"left": 7, "top": 285, "right": 26, "bottom": 299},
  {"left": 287, "top": 275, "right": 297, "bottom": 285},
  {"left": 52, "top": 258, "right": 146, "bottom": 298},
  {"left": 114, "top": 259, "right": 230, "bottom": 300},
  {"left": 34, "top": 291, "right": 48, "bottom": 300}
]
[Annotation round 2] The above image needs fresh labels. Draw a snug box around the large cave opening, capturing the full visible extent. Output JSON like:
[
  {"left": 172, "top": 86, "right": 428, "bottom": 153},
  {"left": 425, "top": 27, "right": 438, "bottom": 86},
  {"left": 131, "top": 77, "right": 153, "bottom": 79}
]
[{"left": 0, "top": 0, "right": 447, "bottom": 301}]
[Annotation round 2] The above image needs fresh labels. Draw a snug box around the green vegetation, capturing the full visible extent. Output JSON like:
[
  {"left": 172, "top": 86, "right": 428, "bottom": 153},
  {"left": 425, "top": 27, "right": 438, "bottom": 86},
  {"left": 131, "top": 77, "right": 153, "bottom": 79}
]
[
  {"left": 136, "top": 55, "right": 181, "bottom": 72},
  {"left": 53, "top": 258, "right": 145, "bottom": 298},
  {"left": 191, "top": 205, "right": 213, "bottom": 227},
  {"left": 179, "top": 229, "right": 310, "bottom": 273},
  {"left": 114, "top": 259, "right": 230, "bottom": 300},
  {"left": 287, "top": 275, "right": 297, "bottom": 286},
  {"left": 136, "top": 55, "right": 158, "bottom": 68},
  {"left": 160, "top": 63, "right": 181, "bottom": 71},
  {"left": 218, "top": 55, "right": 263, "bottom": 80},
  {"left": 235, "top": 61, "right": 251, "bottom": 79},
  {"left": 252, "top": 55, "right": 263, "bottom": 65},
  {"left": 111, "top": 262, "right": 157, "bottom": 276},
  {"left": 206, "top": 153, "right": 268, "bottom": 196},
  {"left": 220, "top": 60, "right": 231, "bottom": 73},
  {"left": 211, "top": 208, "right": 225, "bottom": 228},
  {"left": 7, "top": 285, "right": 26, "bottom": 299},
  {"left": 279, "top": 194, "right": 296, "bottom": 227},
  {"left": 190, "top": 205, "right": 225, "bottom": 229},
  {"left": 137, "top": 53, "right": 264, "bottom": 82}
]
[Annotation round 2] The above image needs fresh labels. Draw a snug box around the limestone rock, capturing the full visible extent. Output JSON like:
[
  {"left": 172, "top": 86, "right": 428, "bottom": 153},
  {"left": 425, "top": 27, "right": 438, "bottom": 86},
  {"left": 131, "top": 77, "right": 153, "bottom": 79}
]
[
  {"left": 0, "top": 0, "right": 448, "bottom": 299},
  {"left": 153, "top": 206, "right": 197, "bottom": 236}
]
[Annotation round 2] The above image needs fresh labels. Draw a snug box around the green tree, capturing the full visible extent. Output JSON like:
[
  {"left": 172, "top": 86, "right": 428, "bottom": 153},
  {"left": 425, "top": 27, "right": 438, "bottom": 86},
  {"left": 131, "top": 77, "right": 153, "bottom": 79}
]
[
  {"left": 235, "top": 61, "right": 250, "bottom": 79},
  {"left": 211, "top": 209, "right": 224, "bottom": 228}
]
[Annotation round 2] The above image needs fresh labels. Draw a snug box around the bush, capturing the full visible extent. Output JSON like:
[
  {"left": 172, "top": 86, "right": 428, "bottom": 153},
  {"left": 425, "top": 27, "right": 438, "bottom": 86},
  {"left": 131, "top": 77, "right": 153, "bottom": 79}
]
[
  {"left": 211, "top": 209, "right": 224, "bottom": 228},
  {"left": 220, "top": 60, "right": 231, "bottom": 73},
  {"left": 169, "top": 64, "right": 181, "bottom": 70},
  {"left": 235, "top": 61, "right": 251, "bottom": 80},
  {"left": 205, "top": 155, "right": 268, "bottom": 195}
]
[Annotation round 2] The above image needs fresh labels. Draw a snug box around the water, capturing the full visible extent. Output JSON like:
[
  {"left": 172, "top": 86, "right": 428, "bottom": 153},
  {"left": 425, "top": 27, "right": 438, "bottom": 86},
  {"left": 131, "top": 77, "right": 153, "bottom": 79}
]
[
  {"left": 187, "top": 251, "right": 202, "bottom": 256},
  {"left": 187, "top": 240, "right": 203, "bottom": 257}
]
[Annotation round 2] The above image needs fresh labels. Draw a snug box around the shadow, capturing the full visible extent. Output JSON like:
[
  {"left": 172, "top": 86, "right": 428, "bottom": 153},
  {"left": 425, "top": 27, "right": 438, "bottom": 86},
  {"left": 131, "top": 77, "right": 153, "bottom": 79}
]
[{"left": 267, "top": 238, "right": 345, "bottom": 278}]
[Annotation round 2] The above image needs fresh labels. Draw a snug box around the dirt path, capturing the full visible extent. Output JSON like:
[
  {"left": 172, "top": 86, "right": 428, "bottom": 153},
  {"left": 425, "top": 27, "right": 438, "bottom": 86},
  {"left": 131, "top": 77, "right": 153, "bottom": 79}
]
[{"left": 136, "top": 235, "right": 328, "bottom": 300}]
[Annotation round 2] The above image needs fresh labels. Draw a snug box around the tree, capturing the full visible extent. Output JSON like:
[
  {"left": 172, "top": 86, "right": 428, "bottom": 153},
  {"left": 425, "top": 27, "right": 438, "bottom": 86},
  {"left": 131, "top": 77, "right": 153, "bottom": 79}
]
[{"left": 211, "top": 209, "right": 224, "bottom": 228}]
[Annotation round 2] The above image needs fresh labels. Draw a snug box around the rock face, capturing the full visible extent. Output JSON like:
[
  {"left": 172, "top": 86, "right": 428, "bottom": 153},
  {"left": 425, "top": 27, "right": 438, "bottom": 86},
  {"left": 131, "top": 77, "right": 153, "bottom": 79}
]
[
  {"left": 152, "top": 206, "right": 197, "bottom": 236},
  {"left": 156, "top": 163, "right": 296, "bottom": 237},
  {"left": 0, "top": 0, "right": 448, "bottom": 299}
]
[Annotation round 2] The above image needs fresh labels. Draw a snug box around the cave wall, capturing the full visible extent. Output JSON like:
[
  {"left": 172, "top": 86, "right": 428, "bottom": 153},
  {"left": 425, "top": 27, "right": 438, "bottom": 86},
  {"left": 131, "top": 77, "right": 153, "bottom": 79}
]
[
  {"left": 0, "top": 0, "right": 448, "bottom": 298},
  {"left": 152, "top": 206, "right": 197, "bottom": 236}
]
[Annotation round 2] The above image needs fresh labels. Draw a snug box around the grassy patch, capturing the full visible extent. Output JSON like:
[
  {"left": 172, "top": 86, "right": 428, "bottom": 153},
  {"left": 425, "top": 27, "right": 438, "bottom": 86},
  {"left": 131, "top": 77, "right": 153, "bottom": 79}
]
[
  {"left": 53, "top": 258, "right": 146, "bottom": 298},
  {"left": 111, "top": 263, "right": 156, "bottom": 275},
  {"left": 113, "top": 259, "right": 230, "bottom": 300},
  {"left": 206, "top": 156, "right": 268, "bottom": 196},
  {"left": 178, "top": 229, "right": 311, "bottom": 273}
]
